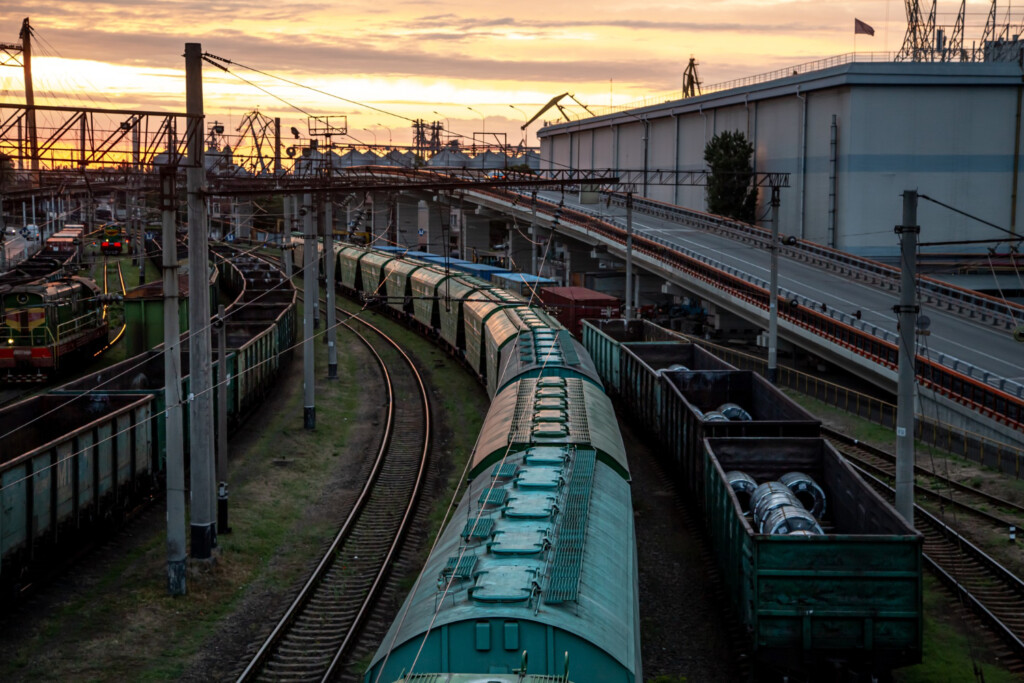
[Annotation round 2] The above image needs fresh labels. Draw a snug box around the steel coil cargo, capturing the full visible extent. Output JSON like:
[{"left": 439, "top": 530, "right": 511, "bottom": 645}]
[
  {"left": 618, "top": 343, "right": 738, "bottom": 442},
  {"left": 779, "top": 471, "right": 827, "bottom": 518},
  {"left": 704, "top": 437, "right": 922, "bottom": 675},
  {"left": 750, "top": 482, "right": 805, "bottom": 528},
  {"left": 657, "top": 370, "right": 821, "bottom": 505},
  {"left": 725, "top": 470, "right": 758, "bottom": 514},
  {"left": 761, "top": 505, "right": 823, "bottom": 536}
]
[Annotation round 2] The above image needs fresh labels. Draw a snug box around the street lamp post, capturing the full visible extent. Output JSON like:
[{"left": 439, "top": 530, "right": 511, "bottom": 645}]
[
  {"left": 467, "top": 106, "right": 487, "bottom": 169},
  {"left": 362, "top": 127, "right": 377, "bottom": 148},
  {"left": 433, "top": 110, "right": 451, "bottom": 149},
  {"left": 466, "top": 106, "right": 486, "bottom": 142},
  {"left": 432, "top": 110, "right": 450, "bottom": 131},
  {"left": 510, "top": 104, "right": 528, "bottom": 149}
]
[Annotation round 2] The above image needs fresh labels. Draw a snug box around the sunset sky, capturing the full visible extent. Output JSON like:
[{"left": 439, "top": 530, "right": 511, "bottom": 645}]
[{"left": 0, "top": 1, "right": 1009, "bottom": 150}]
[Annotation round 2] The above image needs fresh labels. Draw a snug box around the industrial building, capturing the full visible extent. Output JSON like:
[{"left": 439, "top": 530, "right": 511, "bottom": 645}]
[{"left": 538, "top": 57, "right": 1024, "bottom": 259}]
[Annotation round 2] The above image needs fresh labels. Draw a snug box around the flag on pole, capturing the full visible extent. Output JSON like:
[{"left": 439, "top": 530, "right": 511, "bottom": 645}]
[{"left": 854, "top": 19, "right": 875, "bottom": 36}]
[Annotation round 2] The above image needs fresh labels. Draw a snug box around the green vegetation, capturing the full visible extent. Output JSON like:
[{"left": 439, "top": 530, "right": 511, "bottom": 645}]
[
  {"left": 895, "top": 576, "right": 1017, "bottom": 683},
  {"left": 704, "top": 130, "right": 758, "bottom": 223}
]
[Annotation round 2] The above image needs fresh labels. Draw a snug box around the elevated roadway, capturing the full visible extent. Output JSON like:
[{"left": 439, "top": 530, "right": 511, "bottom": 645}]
[
  {"left": 553, "top": 191, "right": 1024, "bottom": 386},
  {"left": 458, "top": 187, "right": 1024, "bottom": 448}
]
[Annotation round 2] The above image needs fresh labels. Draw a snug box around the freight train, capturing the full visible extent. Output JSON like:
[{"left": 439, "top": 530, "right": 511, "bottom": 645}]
[
  {"left": 0, "top": 243, "right": 296, "bottom": 592},
  {"left": 582, "top": 318, "right": 923, "bottom": 680},
  {"left": 318, "top": 244, "right": 640, "bottom": 682}
]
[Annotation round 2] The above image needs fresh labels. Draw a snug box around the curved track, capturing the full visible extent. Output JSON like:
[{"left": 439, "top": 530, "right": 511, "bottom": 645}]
[
  {"left": 829, "top": 430, "right": 1024, "bottom": 674},
  {"left": 238, "top": 288, "right": 431, "bottom": 682}
]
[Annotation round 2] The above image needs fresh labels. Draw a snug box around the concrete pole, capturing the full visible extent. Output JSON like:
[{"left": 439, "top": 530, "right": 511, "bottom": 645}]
[
  {"left": 282, "top": 194, "right": 293, "bottom": 280},
  {"left": 312, "top": 200, "right": 320, "bottom": 329},
  {"left": 134, "top": 124, "right": 145, "bottom": 283},
  {"left": 303, "top": 192, "right": 316, "bottom": 429},
  {"left": 624, "top": 192, "right": 634, "bottom": 320},
  {"left": 274, "top": 117, "right": 282, "bottom": 174},
  {"left": 895, "top": 190, "right": 919, "bottom": 526},
  {"left": 325, "top": 195, "right": 338, "bottom": 379},
  {"left": 20, "top": 18, "right": 39, "bottom": 182},
  {"left": 531, "top": 191, "right": 539, "bottom": 276},
  {"left": 161, "top": 167, "right": 186, "bottom": 595},
  {"left": 216, "top": 303, "right": 229, "bottom": 534},
  {"left": 185, "top": 42, "right": 216, "bottom": 559},
  {"left": 767, "top": 186, "right": 781, "bottom": 384}
]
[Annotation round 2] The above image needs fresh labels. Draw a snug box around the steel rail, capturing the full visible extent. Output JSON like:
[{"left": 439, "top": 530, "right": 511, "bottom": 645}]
[
  {"left": 236, "top": 272, "right": 430, "bottom": 682},
  {"left": 853, "top": 464, "right": 1024, "bottom": 670},
  {"left": 824, "top": 427, "right": 1024, "bottom": 528}
]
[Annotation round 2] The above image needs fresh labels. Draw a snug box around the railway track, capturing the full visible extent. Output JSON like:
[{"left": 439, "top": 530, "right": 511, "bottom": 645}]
[
  {"left": 825, "top": 428, "right": 1024, "bottom": 530},
  {"left": 829, "top": 431, "right": 1024, "bottom": 674},
  {"left": 237, "top": 284, "right": 431, "bottom": 682}
]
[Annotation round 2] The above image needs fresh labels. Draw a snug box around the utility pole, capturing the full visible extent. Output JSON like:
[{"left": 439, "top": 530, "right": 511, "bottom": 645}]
[
  {"left": 324, "top": 195, "right": 338, "bottom": 379},
  {"left": 895, "top": 190, "right": 919, "bottom": 526},
  {"left": 133, "top": 122, "right": 145, "bottom": 284},
  {"left": 303, "top": 192, "right": 316, "bottom": 429},
  {"left": 216, "top": 303, "right": 230, "bottom": 534},
  {"left": 767, "top": 186, "right": 781, "bottom": 383},
  {"left": 185, "top": 42, "right": 217, "bottom": 559},
  {"left": 161, "top": 166, "right": 186, "bottom": 595},
  {"left": 624, "top": 192, "right": 634, "bottom": 320},
  {"left": 530, "top": 190, "right": 539, "bottom": 275},
  {"left": 19, "top": 18, "right": 39, "bottom": 182}
]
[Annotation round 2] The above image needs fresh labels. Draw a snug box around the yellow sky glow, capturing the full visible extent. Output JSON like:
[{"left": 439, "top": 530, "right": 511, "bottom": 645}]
[{"left": 0, "top": 1, "right": 1009, "bottom": 148}]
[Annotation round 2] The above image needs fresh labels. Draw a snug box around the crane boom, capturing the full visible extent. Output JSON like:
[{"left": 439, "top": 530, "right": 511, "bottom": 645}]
[{"left": 522, "top": 92, "right": 592, "bottom": 129}]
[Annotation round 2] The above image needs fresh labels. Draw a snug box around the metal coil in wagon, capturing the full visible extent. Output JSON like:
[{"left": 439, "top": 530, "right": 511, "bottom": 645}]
[
  {"left": 762, "top": 505, "right": 823, "bottom": 535},
  {"left": 751, "top": 482, "right": 805, "bottom": 530},
  {"left": 725, "top": 471, "right": 758, "bottom": 514},
  {"left": 780, "top": 471, "right": 827, "bottom": 518},
  {"left": 717, "top": 402, "right": 752, "bottom": 421}
]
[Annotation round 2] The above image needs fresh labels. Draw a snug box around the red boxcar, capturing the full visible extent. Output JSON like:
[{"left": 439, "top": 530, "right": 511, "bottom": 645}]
[{"left": 538, "top": 286, "right": 620, "bottom": 336}]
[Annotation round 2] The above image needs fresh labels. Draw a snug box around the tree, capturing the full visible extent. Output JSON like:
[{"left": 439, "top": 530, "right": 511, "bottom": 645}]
[{"left": 704, "top": 130, "right": 758, "bottom": 223}]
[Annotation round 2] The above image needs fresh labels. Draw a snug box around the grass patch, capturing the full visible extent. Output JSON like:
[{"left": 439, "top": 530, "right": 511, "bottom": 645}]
[{"left": 895, "top": 575, "right": 1018, "bottom": 683}]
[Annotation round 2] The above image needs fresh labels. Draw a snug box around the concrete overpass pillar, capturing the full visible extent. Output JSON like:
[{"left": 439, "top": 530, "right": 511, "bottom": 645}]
[
  {"left": 507, "top": 223, "right": 532, "bottom": 273},
  {"left": 417, "top": 199, "right": 445, "bottom": 254},
  {"left": 369, "top": 192, "right": 390, "bottom": 245},
  {"left": 559, "top": 242, "right": 604, "bottom": 287},
  {"left": 394, "top": 195, "right": 418, "bottom": 248},
  {"left": 462, "top": 213, "right": 491, "bottom": 262},
  {"left": 529, "top": 224, "right": 551, "bottom": 277}
]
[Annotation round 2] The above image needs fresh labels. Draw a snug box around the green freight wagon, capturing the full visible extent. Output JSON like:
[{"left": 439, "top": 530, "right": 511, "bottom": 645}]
[{"left": 704, "top": 437, "right": 923, "bottom": 676}]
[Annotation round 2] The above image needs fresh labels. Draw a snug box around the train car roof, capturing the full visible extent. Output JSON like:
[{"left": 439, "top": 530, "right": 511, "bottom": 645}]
[
  {"left": 496, "top": 328, "right": 603, "bottom": 396},
  {"left": 367, "top": 445, "right": 639, "bottom": 679},
  {"left": 472, "top": 377, "right": 628, "bottom": 481}
]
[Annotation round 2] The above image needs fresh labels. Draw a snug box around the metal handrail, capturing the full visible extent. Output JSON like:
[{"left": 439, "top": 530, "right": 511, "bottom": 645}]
[{"left": 601, "top": 193, "right": 1024, "bottom": 399}]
